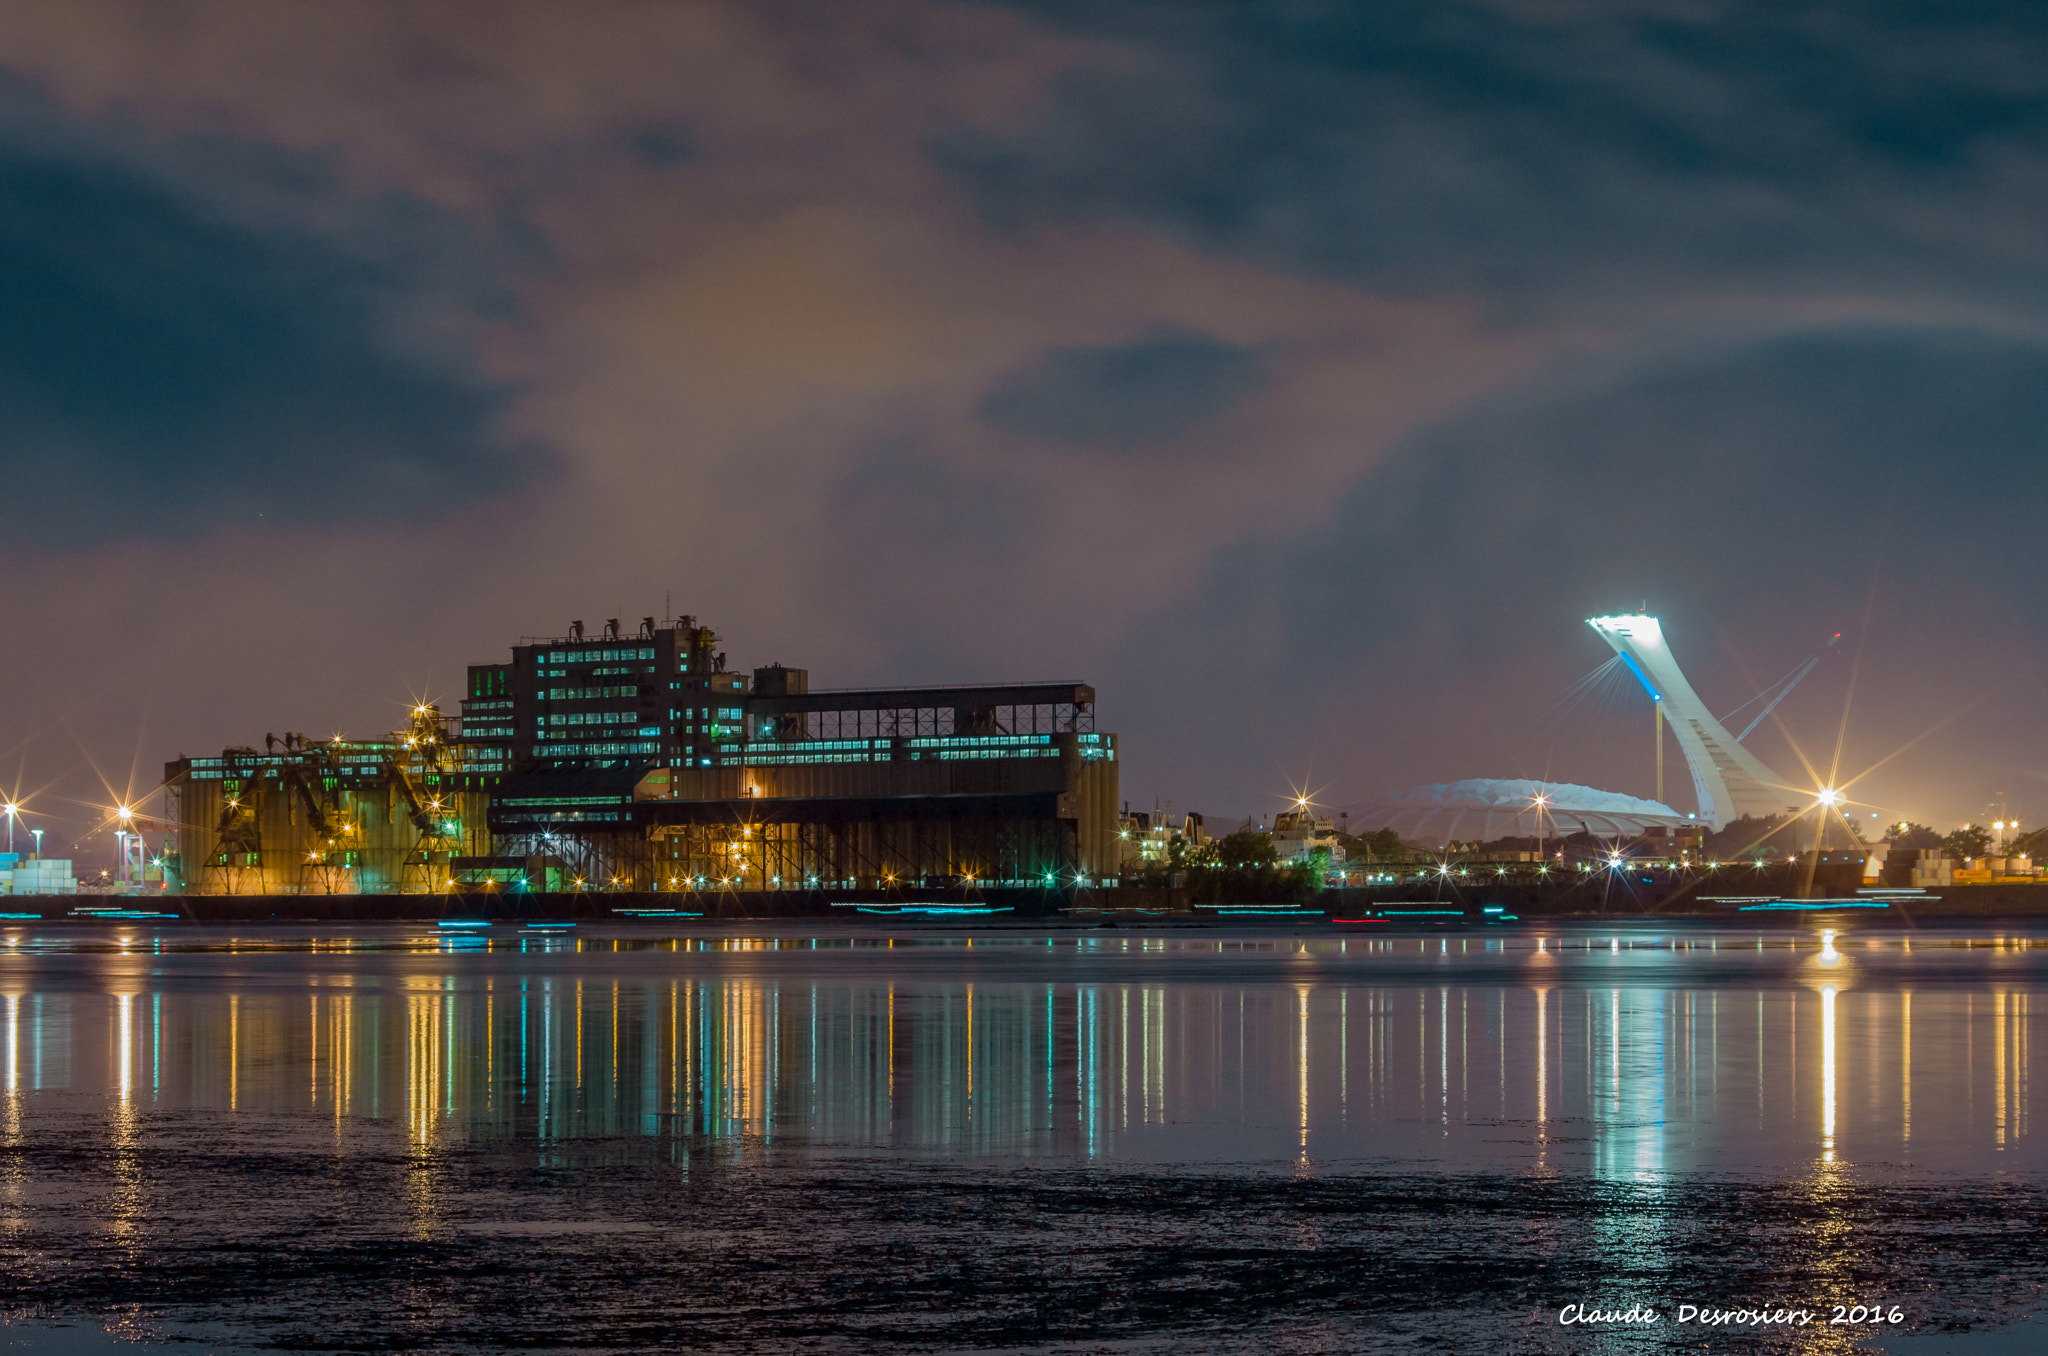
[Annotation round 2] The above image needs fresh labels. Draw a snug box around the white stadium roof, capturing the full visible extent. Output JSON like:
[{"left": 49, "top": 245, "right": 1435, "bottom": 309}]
[{"left": 1352, "top": 778, "right": 1691, "bottom": 841}]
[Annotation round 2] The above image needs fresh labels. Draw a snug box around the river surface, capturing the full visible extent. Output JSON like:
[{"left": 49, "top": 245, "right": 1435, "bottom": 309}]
[{"left": 2, "top": 920, "right": 2046, "bottom": 1352}]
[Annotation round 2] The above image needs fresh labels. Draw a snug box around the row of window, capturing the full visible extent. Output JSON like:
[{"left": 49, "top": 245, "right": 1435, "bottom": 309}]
[
  {"left": 712, "top": 744, "right": 1067, "bottom": 766},
  {"left": 903, "top": 734, "right": 1054, "bottom": 748},
  {"left": 530, "top": 740, "right": 662, "bottom": 757},
  {"left": 545, "top": 685, "right": 639, "bottom": 701},
  {"left": 541, "top": 647, "right": 657, "bottom": 663},
  {"left": 544, "top": 711, "right": 638, "bottom": 728},
  {"left": 497, "top": 809, "right": 625, "bottom": 823},
  {"left": 193, "top": 764, "right": 402, "bottom": 782},
  {"left": 190, "top": 749, "right": 393, "bottom": 769},
  {"left": 720, "top": 751, "right": 876, "bottom": 765}
]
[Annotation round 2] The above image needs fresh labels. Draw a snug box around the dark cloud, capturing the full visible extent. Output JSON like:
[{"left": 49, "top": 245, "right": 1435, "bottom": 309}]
[
  {"left": 1311, "top": 323, "right": 2048, "bottom": 637},
  {"left": 979, "top": 326, "right": 1269, "bottom": 448},
  {"left": 944, "top": 2, "right": 2048, "bottom": 302},
  {"left": 1105, "top": 322, "right": 2048, "bottom": 807},
  {"left": 0, "top": 96, "right": 539, "bottom": 547}
]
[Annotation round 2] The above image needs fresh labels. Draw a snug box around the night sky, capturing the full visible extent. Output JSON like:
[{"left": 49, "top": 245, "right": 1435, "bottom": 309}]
[{"left": 3, "top": 1, "right": 2046, "bottom": 859}]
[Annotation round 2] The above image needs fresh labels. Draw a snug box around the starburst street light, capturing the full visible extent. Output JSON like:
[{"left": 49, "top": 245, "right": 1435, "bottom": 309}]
[{"left": 1816, "top": 787, "right": 1840, "bottom": 807}]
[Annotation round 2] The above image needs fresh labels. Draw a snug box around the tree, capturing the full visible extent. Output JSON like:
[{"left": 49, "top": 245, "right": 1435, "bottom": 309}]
[
  {"left": 1211, "top": 828, "right": 1278, "bottom": 868},
  {"left": 1940, "top": 824, "right": 1993, "bottom": 861},
  {"left": 2010, "top": 826, "right": 2048, "bottom": 860},
  {"left": 1883, "top": 821, "right": 1942, "bottom": 851},
  {"left": 1185, "top": 826, "right": 1309, "bottom": 903},
  {"left": 1339, "top": 828, "right": 1408, "bottom": 862}
]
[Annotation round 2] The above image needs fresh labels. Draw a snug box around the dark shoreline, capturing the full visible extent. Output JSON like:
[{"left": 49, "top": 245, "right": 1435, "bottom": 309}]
[
  {"left": 1, "top": 1145, "right": 2041, "bottom": 1354},
  {"left": 13, "top": 879, "right": 2048, "bottom": 926}
]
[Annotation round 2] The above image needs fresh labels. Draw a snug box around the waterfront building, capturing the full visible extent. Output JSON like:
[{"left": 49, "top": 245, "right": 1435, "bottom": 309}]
[{"left": 164, "top": 614, "right": 1119, "bottom": 894}]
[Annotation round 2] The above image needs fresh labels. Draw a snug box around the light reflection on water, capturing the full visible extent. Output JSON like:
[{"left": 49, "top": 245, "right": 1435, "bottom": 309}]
[{"left": 0, "top": 923, "right": 2042, "bottom": 1176}]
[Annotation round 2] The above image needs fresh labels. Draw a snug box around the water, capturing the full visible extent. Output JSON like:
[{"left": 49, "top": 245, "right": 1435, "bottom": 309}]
[{"left": 2, "top": 921, "right": 2046, "bottom": 1351}]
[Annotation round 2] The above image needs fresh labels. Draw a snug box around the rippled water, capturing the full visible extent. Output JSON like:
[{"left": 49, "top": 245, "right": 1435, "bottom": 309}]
[{"left": 3, "top": 921, "right": 2046, "bottom": 1352}]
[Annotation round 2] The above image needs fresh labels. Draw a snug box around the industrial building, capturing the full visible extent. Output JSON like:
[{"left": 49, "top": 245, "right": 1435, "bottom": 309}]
[
  {"left": 164, "top": 615, "right": 1118, "bottom": 895},
  {"left": 165, "top": 706, "right": 494, "bottom": 895}
]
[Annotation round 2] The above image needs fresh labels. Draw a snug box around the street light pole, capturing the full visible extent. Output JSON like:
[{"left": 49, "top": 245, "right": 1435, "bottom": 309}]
[{"left": 115, "top": 807, "right": 135, "bottom": 887}]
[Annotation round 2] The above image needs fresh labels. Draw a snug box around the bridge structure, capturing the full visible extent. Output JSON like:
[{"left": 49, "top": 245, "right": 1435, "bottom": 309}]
[{"left": 1586, "top": 614, "right": 1801, "bottom": 830}]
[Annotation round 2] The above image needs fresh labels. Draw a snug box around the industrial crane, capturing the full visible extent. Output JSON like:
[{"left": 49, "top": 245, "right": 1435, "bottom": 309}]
[
  {"left": 208, "top": 749, "right": 267, "bottom": 892},
  {"left": 391, "top": 703, "right": 460, "bottom": 892},
  {"left": 280, "top": 740, "right": 358, "bottom": 893}
]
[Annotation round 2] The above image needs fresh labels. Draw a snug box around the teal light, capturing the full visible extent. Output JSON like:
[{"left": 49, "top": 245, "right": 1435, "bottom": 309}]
[{"left": 1737, "top": 900, "right": 1890, "bottom": 911}]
